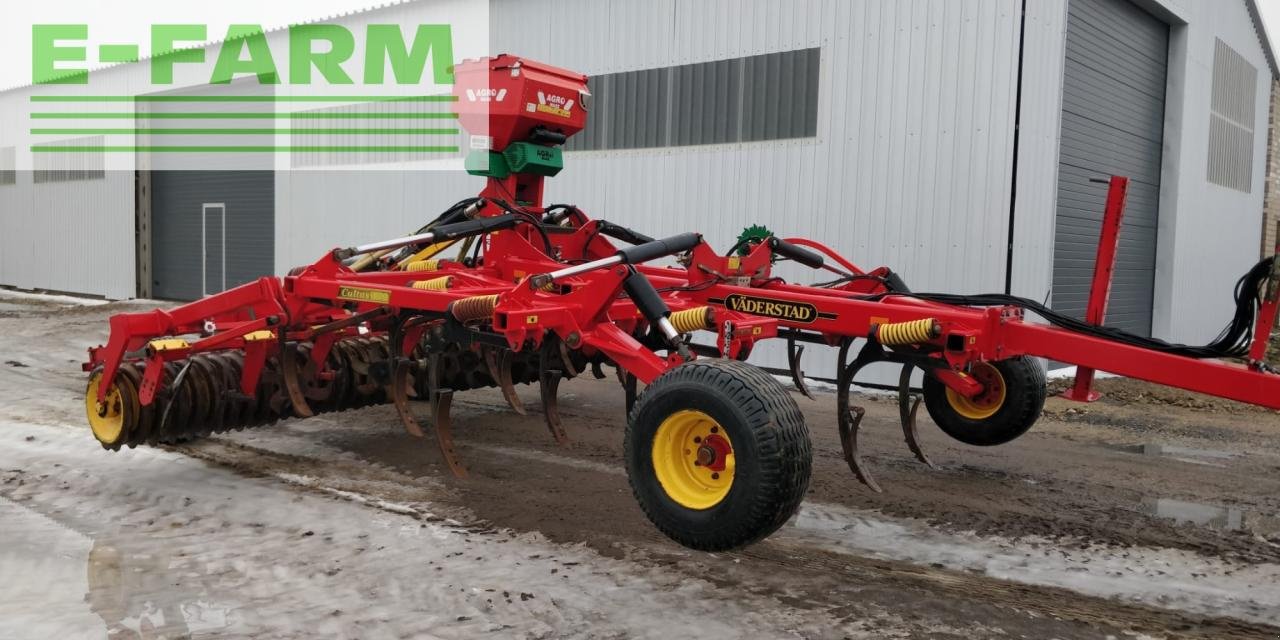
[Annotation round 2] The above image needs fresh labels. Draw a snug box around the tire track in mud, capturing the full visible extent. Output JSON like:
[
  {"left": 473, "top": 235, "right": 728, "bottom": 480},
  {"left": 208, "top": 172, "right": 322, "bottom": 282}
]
[
  {"left": 7, "top": 295, "right": 1280, "bottom": 638},
  {"left": 170, "top": 412, "right": 1280, "bottom": 640}
]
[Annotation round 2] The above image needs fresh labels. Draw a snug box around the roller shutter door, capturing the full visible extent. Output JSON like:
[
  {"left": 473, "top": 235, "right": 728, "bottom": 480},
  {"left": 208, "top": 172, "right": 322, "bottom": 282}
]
[
  {"left": 1052, "top": 0, "right": 1168, "bottom": 336},
  {"left": 147, "top": 81, "right": 275, "bottom": 301},
  {"left": 151, "top": 171, "right": 274, "bottom": 301}
]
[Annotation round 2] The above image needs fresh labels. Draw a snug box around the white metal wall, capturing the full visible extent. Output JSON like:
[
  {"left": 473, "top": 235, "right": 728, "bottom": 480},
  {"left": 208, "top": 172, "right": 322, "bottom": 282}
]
[
  {"left": 0, "top": 77, "right": 135, "bottom": 300},
  {"left": 1144, "top": 0, "right": 1274, "bottom": 344},
  {"left": 1010, "top": 1, "right": 1070, "bottom": 302},
  {"left": 0, "top": 59, "right": 142, "bottom": 300}
]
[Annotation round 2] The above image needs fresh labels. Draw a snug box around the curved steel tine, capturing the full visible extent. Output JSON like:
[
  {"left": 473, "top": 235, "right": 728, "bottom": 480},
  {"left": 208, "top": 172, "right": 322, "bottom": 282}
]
[
  {"left": 481, "top": 346, "right": 502, "bottom": 381},
  {"left": 836, "top": 338, "right": 882, "bottom": 492},
  {"left": 898, "top": 365, "right": 936, "bottom": 469},
  {"left": 404, "top": 363, "right": 420, "bottom": 399},
  {"left": 485, "top": 349, "right": 527, "bottom": 415},
  {"left": 787, "top": 337, "right": 815, "bottom": 400},
  {"left": 590, "top": 361, "right": 607, "bottom": 380},
  {"left": 540, "top": 369, "right": 570, "bottom": 445},
  {"left": 558, "top": 340, "right": 582, "bottom": 377},
  {"left": 614, "top": 362, "right": 627, "bottom": 387},
  {"left": 623, "top": 372, "right": 638, "bottom": 416},
  {"left": 432, "top": 390, "right": 467, "bottom": 478},
  {"left": 280, "top": 342, "right": 315, "bottom": 418},
  {"left": 539, "top": 342, "right": 570, "bottom": 445},
  {"left": 838, "top": 406, "right": 880, "bottom": 492},
  {"left": 391, "top": 359, "right": 426, "bottom": 438}
]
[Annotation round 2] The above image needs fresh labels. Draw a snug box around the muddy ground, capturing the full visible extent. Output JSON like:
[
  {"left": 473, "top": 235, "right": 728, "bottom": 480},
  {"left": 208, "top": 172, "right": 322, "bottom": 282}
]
[{"left": 2, "top": 291, "right": 1280, "bottom": 639}]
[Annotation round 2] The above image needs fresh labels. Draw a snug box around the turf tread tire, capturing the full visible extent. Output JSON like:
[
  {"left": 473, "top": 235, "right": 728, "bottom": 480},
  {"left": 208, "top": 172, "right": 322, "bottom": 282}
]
[
  {"left": 624, "top": 359, "right": 812, "bottom": 551},
  {"left": 922, "top": 356, "right": 1047, "bottom": 447}
]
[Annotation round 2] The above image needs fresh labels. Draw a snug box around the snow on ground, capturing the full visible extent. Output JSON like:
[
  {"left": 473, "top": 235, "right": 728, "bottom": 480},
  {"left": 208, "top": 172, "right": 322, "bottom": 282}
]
[
  {"left": 0, "top": 288, "right": 111, "bottom": 307},
  {"left": 0, "top": 422, "right": 902, "bottom": 640}
]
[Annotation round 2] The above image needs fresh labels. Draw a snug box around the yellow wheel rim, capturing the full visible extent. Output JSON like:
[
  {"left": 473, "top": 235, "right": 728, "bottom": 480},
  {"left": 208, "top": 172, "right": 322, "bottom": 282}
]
[
  {"left": 85, "top": 372, "right": 127, "bottom": 445},
  {"left": 945, "top": 362, "right": 1007, "bottom": 421},
  {"left": 651, "top": 410, "right": 735, "bottom": 510}
]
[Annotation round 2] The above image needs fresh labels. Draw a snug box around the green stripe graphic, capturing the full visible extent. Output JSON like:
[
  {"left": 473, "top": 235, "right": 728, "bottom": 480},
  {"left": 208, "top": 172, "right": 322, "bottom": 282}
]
[
  {"left": 30, "top": 146, "right": 460, "bottom": 153},
  {"left": 32, "top": 112, "right": 459, "bottom": 120},
  {"left": 31, "top": 95, "right": 457, "bottom": 102},
  {"left": 31, "top": 128, "right": 460, "bottom": 135}
]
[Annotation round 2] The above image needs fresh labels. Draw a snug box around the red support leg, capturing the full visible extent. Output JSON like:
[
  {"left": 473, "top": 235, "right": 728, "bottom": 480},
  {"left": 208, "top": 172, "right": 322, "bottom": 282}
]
[
  {"left": 1247, "top": 235, "right": 1280, "bottom": 368},
  {"left": 1061, "top": 176, "right": 1129, "bottom": 402}
]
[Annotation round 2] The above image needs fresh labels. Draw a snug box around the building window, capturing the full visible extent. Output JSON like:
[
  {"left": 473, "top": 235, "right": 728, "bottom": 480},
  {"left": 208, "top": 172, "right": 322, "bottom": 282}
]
[
  {"left": 33, "top": 136, "right": 105, "bottom": 184},
  {"left": 567, "top": 47, "right": 821, "bottom": 152},
  {"left": 1207, "top": 39, "right": 1258, "bottom": 193},
  {"left": 289, "top": 97, "right": 462, "bottom": 168},
  {"left": 0, "top": 147, "right": 15, "bottom": 186}
]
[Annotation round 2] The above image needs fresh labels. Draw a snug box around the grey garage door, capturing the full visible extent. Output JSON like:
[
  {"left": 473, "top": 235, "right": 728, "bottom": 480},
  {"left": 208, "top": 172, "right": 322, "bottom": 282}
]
[
  {"left": 152, "top": 171, "right": 275, "bottom": 301},
  {"left": 1052, "top": 0, "right": 1168, "bottom": 337}
]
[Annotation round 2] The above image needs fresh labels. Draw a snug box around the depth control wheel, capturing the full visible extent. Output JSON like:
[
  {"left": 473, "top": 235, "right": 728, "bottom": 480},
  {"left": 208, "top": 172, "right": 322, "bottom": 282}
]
[
  {"left": 922, "top": 356, "right": 1046, "bottom": 447},
  {"left": 624, "top": 359, "right": 811, "bottom": 551}
]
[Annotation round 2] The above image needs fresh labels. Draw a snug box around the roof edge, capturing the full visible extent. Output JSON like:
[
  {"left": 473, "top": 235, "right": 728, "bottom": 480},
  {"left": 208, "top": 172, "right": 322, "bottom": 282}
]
[{"left": 1246, "top": 0, "right": 1280, "bottom": 79}]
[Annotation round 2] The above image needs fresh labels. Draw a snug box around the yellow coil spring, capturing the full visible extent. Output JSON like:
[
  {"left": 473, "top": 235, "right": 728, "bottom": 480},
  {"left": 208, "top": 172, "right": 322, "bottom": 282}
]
[
  {"left": 451, "top": 294, "right": 499, "bottom": 323},
  {"left": 405, "top": 259, "right": 442, "bottom": 272},
  {"left": 669, "top": 306, "right": 715, "bottom": 334},
  {"left": 876, "top": 318, "right": 940, "bottom": 346},
  {"left": 412, "top": 276, "right": 452, "bottom": 291}
]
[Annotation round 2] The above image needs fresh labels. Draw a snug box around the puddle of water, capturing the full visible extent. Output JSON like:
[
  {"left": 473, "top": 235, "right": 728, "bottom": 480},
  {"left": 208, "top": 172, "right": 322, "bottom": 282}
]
[
  {"left": 0, "top": 496, "right": 232, "bottom": 638},
  {"left": 1113, "top": 443, "right": 1240, "bottom": 467},
  {"left": 1140, "top": 498, "right": 1280, "bottom": 536},
  {"left": 1138, "top": 443, "right": 1237, "bottom": 460}
]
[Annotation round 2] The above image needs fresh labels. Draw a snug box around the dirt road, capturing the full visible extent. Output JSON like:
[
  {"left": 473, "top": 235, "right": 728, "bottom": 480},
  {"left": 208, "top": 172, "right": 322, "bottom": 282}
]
[{"left": 2, "top": 291, "right": 1279, "bottom": 639}]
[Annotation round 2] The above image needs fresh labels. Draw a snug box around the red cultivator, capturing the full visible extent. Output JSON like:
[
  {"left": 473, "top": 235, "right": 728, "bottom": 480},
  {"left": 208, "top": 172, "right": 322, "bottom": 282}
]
[{"left": 84, "top": 55, "right": 1280, "bottom": 551}]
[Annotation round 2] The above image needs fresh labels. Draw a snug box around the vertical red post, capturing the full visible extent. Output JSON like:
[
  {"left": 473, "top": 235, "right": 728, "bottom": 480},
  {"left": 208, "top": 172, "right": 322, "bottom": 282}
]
[
  {"left": 1061, "top": 176, "right": 1129, "bottom": 402},
  {"left": 1246, "top": 232, "right": 1279, "bottom": 368}
]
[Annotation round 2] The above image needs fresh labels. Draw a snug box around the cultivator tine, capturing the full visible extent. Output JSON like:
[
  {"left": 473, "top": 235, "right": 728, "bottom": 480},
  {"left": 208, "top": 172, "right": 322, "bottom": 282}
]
[
  {"left": 432, "top": 389, "right": 467, "bottom": 478},
  {"left": 558, "top": 341, "right": 582, "bottom": 377},
  {"left": 376, "top": 339, "right": 466, "bottom": 473},
  {"left": 280, "top": 342, "right": 315, "bottom": 419},
  {"left": 787, "top": 337, "right": 815, "bottom": 400},
  {"left": 539, "top": 342, "right": 570, "bottom": 445},
  {"left": 838, "top": 405, "right": 881, "bottom": 492},
  {"left": 590, "top": 361, "right": 607, "bottom": 380},
  {"left": 540, "top": 369, "right": 569, "bottom": 445},
  {"left": 391, "top": 359, "right": 426, "bottom": 438},
  {"left": 484, "top": 348, "right": 526, "bottom": 415},
  {"left": 423, "top": 352, "right": 467, "bottom": 477},
  {"left": 898, "top": 365, "right": 936, "bottom": 469},
  {"left": 835, "top": 338, "right": 885, "bottom": 492}
]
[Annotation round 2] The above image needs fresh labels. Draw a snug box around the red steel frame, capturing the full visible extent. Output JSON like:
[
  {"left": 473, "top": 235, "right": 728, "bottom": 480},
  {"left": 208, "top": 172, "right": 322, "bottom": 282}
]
[
  {"left": 85, "top": 200, "right": 1280, "bottom": 412},
  {"left": 83, "top": 55, "right": 1280, "bottom": 419},
  {"left": 1061, "top": 176, "right": 1129, "bottom": 402}
]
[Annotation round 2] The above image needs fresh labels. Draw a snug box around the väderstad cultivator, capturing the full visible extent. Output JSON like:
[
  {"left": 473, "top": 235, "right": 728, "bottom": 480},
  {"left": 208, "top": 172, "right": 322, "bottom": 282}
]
[{"left": 84, "top": 55, "right": 1280, "bottom": 550}]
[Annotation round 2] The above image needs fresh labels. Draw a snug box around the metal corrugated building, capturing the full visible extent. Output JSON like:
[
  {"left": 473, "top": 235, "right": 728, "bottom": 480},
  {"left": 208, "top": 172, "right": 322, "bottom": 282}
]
[
  {"left": 1265, "top": 78, "right": 1280, "bottom": 256},
  {"left": 1, "top": 0, "right": 1276, "bottom": 378},
  {"left": 1053, "top": 0, "right": 1170, "bottom": 338}
]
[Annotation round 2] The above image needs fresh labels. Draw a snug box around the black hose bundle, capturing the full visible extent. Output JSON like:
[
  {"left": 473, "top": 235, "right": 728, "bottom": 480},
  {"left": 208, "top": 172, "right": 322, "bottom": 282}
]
[{"left": 863, "top": 256, "right": 1275, "bottom": 360}]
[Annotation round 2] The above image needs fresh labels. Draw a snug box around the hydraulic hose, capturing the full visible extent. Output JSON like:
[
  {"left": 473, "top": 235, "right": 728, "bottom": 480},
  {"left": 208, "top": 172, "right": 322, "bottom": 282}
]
[{"left": 864, "top": 256, "right": 1276, "bottom": 360}]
